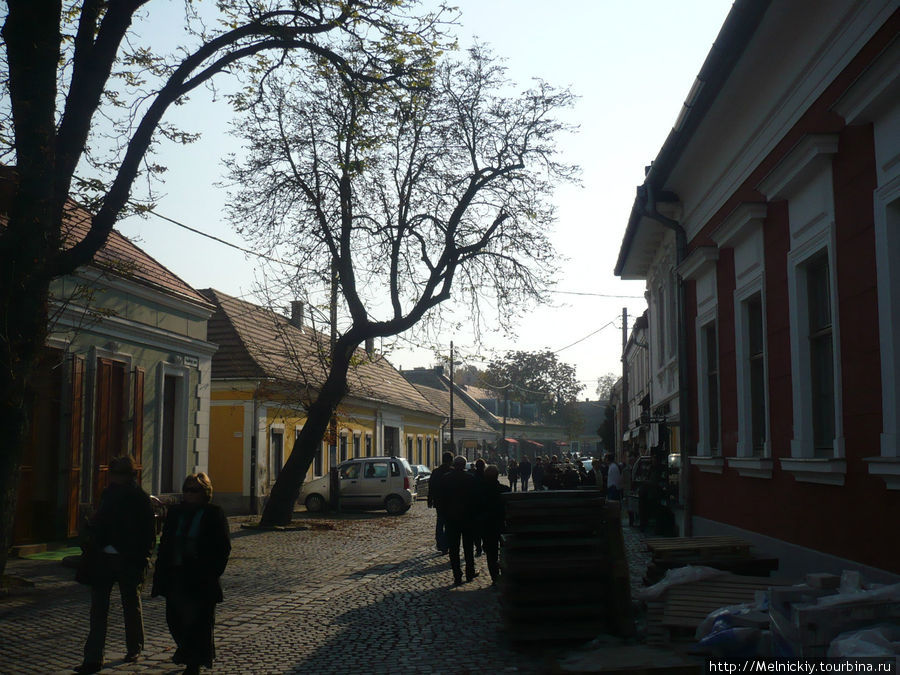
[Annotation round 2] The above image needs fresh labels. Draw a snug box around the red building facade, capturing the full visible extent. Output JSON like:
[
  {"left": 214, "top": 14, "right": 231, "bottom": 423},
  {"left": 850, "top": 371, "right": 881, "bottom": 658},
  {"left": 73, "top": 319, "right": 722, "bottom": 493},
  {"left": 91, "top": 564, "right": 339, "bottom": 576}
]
[{"left": 617, "top": 1, "right": 900, "bottom": 578}]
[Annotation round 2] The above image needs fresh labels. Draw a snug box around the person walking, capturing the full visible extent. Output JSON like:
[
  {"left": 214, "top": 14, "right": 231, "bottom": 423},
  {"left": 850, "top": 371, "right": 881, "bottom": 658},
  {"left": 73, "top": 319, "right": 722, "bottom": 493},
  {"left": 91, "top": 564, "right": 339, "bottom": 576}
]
[
  {"left": 476, "top": 465, "right": 510, "bottom": 584},
  {"left": 531, "top": 456, "right": 545, "bottom": 492},
  {"left": 427, "top": 452, "right": 454, "bottom": 554},
  {"left": 606, "top": 453, "right": 622, "bottom": 501},
  {"left": 507, "top": 459, "right": 519, "bottom": 492},
  {"left": 519, "top": 455, "right": 532, "bottom": 492},
  {"left": 74, "top": 455, "right": 156, "bottom": 674},
  {"left": 470, "top": 458, "right": 487, "bottom": 557},
  {"left": 441, "top": 456, "right": 478, "bottom": 585},
  {"left": 152, "top": 472, "right": 231, "bottom": 675}
]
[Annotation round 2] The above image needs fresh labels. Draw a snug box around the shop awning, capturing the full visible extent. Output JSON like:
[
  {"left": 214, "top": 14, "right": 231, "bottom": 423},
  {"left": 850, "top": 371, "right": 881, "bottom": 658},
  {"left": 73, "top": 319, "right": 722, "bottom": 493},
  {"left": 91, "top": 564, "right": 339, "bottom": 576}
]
[{"left": 504, "top": 438, "right": 519, "bottom": 444}]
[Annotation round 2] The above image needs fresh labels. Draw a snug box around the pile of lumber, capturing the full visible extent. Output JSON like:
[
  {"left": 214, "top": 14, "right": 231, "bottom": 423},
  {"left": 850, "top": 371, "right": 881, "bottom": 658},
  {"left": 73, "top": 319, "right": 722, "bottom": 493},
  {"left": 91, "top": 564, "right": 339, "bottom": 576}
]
[
  {"left": 644, "top": 573, "right": 789, "bottom": 647},
  {"left": 499, "top": 490, "right": 632, "bottom": 642},
  {"left": 644, "top": 536, "right": 777, "bottom": 584}
]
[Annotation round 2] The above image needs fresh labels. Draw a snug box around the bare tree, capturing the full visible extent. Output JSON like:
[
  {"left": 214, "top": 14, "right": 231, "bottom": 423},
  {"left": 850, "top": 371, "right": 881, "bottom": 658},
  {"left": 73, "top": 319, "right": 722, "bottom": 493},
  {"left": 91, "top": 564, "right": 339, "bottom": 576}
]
[
  {"left": 226, "top": 46, "right": 578, "bottom": 525},
  {"left": 0, "top": 0, "right": 448, "bottom": 576}
]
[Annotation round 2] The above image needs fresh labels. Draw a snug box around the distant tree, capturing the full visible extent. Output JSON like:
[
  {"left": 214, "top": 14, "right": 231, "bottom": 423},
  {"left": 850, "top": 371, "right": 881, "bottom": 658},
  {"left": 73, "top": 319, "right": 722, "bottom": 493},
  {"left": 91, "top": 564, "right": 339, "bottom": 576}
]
[
  {"left": 482, "top": 349, "right": 583, "bottom": 424},
  {"left": 225, "top": 46, "right": 578, "bottom": 525},
  {"left": 453, "top": 364, "right": 485, "bottom": 388},
  {"left": 595, "top": 372, "right": 618, "bottom": 400},
  {"left": 0, "top": 0, "right": 449, "bottom": 576}
]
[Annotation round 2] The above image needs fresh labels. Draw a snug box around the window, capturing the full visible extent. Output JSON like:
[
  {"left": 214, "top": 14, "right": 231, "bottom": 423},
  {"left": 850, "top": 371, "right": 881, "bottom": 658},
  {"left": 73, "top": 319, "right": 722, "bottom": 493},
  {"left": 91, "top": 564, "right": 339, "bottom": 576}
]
[
  {"left": 703, "top": 323, "right": 720, "bottom": 456},
  {"left": 314, "top": 440, "right": 323, "bottom": 476},
  {"left": 271, "top": 430, "right": 284, "bottom": 479},
  {"left": 417, "top": 437, "right": 422, "bottom": 463},
  {"left": 340, "top": 434, "right": 348, "bottom": 462},
  {"left": 407, "top": 435, "right": 413, "bottom": 461},
  {"left": 747, "top": 295, "right": 767, "bottom": 456},
  {"left": 328, "top": 443, "right": 337, "bottom": 468},
  {"left": 426, "top": 437, "right": 431, "bottom": 466},
  {"left": 339, "top": 463, "right": 360, "bottom": 480},
  {"left": 365, "top": 434, "right": 372, "bottom": 457},
  {"left": 353, "top": 433, "right": 361, "bottom": 458},
  {"left": 807, "top": 254, "right": 835, "bottom": 457},
  {"left": 668, "top": 271, "right": 678, "bottom": 360},
  {"left": 656, "top": 286, "right": 665, "bottom": 359},
  {"left": 364, "top": 461, "right": 388, "bottom": 478}
]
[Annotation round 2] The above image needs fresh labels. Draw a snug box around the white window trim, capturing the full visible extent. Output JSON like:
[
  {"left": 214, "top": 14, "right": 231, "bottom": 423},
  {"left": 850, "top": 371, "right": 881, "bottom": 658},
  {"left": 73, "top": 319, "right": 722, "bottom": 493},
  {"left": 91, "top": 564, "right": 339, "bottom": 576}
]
[
  {"left": 695, "top": 314, "right": 721, "bottom": 460},
  {"left": 733, "top": 284, "right": 771, "bottom": 459},
  {"left": 268, "top": 423, "right": 285, "bottom": 485},
  {"left": 867, "top": 173, "right": 900, "bottom": 488},
  {"left": 713, "top": 203, "right": 773, "bottom": 476},
  {"left": 156, "top": 361, "right": 190, "bottom": 494},
  {"left": 786, "top": 230, "right": 845, "bottom": 463},
  {"left": 759, "top": 133, "right": 845, "bottom": 486},
  {"left": 678, "top": 247, "right": 720, "bottom": 464}
]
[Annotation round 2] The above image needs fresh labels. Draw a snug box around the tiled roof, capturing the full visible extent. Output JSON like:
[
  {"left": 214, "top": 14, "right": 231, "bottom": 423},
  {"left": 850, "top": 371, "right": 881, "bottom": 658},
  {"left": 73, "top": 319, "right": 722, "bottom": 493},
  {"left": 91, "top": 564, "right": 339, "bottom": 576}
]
[
  {"left": 201, "top": 289, "right": 442, "bottom": 417},
  {"left": 0, "top": 177, "right": 210, "bottom": 307},
  {"left": 60, "top": 203, "right": 211, "bottom": 306}
]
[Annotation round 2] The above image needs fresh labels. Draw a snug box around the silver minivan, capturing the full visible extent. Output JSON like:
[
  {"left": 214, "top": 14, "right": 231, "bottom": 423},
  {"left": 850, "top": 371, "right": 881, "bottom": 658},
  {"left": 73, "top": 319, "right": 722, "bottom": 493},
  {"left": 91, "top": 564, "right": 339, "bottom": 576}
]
[{"left": 300, "top": 456, "right": 416, "bottom": 515}]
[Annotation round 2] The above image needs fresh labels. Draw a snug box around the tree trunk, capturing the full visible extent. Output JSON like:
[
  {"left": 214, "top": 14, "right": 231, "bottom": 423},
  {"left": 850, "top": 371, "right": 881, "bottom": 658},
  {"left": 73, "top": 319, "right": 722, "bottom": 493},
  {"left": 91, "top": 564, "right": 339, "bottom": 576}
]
[
  {"left": 0, "top": 232, "right": 53, "bottom": 577},
  {"left": 259, "top": 346, "right": 355, "bottom": 526}
]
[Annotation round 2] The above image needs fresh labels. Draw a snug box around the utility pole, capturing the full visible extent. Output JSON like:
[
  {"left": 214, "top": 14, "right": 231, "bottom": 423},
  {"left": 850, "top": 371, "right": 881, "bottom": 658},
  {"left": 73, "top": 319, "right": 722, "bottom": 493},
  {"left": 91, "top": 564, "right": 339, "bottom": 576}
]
[
  {"left": 501, "top": 386, "right": 508, "bottom": 459},
  {"left": 449, "top": 341, "right": 455, "bottom": 456}
]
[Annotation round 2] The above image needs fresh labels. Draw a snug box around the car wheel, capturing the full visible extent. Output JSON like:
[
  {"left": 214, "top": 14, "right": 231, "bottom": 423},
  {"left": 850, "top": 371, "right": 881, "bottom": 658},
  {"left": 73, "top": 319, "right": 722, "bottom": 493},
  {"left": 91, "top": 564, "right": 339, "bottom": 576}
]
[
  {"left": 305, "top": 494, "right": 326, "bottom": 513},
  {"left": 385, "top": 495, "right": 406, "bottom": 515}
]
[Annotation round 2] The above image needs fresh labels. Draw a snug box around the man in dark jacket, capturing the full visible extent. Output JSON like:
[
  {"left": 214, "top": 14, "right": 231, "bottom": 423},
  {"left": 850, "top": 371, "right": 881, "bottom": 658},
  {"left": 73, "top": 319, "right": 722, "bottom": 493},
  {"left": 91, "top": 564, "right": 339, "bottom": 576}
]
[
  {"left": 427, "top": 452, "right": 455, "bottom": 553},
  {"left": 519, "top": 455, "right": 532, "bottom": 492},
  {"left": 442, "top": 455, "right": 478, "bottom": 585},
  {"left": 476, "top": 465, "right": 510, "bottom": 584},
  {"left": 75, "top": 455, "right": 156, "bottom": 674}
]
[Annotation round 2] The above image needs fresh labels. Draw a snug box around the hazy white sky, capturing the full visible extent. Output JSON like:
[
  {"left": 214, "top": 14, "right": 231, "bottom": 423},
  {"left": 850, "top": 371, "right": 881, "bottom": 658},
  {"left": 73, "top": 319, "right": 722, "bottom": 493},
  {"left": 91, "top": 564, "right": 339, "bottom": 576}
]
[{"left": 118, "top": 0, "right": 733, "bottom": 396}]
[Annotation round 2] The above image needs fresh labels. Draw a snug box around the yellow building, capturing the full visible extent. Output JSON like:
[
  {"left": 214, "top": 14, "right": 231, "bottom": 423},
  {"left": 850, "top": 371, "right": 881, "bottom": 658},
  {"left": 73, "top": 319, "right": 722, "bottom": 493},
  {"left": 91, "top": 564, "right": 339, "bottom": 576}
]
[{"left": 201, "top": 290, "right": 443, "bottom": 513}]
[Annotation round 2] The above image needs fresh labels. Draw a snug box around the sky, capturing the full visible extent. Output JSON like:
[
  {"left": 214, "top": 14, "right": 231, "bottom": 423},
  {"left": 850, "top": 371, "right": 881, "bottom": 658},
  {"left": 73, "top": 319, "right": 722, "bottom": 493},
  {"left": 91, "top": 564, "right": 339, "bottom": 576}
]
[{"left": 117, "top": 0, "right": 734, "bottom": 397}]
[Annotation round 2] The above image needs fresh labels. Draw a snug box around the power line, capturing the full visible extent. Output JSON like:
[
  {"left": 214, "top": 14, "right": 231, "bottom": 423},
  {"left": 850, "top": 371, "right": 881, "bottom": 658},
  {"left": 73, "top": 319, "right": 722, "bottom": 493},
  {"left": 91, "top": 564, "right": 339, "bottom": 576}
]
[
  {"left": 554, "top": 290, "right": 644, "bottom": 299},
  {"left": 552, "top": 319, "right": 619, "bottom": 354},
  {"left": 139, "top": 208, "right": 649, "bottom": 300}
]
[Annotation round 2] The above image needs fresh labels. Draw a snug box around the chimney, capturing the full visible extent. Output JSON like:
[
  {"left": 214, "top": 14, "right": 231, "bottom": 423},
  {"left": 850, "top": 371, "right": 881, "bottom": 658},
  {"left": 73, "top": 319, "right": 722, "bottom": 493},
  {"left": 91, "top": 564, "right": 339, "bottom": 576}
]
[
  {"left": 290, "top": 301, "right": 304, "bottom": 329},
  {"left": 365, "top": 337, "right": 374, "bottom": 356}
]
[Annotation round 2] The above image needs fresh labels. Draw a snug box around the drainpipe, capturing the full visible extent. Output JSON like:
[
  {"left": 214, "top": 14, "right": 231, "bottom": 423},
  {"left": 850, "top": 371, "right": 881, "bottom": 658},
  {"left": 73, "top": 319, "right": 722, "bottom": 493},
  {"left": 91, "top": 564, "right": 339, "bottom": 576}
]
[{"left": 639, "top": 184, "right": 693, "bottom": 537}]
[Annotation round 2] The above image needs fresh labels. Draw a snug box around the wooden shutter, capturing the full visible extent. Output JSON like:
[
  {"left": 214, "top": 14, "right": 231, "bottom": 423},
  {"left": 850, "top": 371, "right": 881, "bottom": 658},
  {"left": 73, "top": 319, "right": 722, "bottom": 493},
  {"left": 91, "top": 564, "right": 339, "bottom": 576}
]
[
  {"left": 132, "top": 367, "right": 144, "bottom": 482},
  {"left": 66, "top": 355, "right": 85, "bottom": 537}
]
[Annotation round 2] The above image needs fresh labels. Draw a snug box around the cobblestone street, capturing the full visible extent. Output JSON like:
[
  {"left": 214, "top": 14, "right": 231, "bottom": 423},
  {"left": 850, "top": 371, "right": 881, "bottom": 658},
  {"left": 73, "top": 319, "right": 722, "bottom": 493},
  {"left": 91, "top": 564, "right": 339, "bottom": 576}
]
[{"left": 1, "top": 493, "right": 649, "bottom": 675}]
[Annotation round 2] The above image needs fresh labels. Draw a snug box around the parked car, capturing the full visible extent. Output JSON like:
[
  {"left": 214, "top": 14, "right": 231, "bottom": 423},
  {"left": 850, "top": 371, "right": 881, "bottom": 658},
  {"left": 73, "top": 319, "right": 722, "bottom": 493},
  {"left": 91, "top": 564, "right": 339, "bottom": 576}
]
[
  {"left": 300, "top": 456, "right": 416, "bottom": 515},
  {"left": 409, "top": 464, "right": 432, "bottom": 500}
]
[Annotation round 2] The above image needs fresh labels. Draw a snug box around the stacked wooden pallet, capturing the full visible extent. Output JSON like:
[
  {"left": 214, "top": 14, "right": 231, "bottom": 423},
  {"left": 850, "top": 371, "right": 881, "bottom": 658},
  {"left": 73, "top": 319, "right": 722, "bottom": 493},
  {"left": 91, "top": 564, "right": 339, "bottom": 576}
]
[
  {"left": 644, "top": 536, "right": 777, "bottom": 584},
  {"left": 498, "top": 490, "right": 632, "bottom": 642},
  {"left": 645, "top": 573, "right": 789, "bottom": 647}
]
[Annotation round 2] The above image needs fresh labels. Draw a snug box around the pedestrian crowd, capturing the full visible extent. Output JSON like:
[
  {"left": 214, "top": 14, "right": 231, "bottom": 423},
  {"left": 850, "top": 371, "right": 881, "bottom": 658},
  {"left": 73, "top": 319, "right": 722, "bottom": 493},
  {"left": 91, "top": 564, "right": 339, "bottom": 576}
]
[
  {"left": 73, "top": 455, "right": 231, "bottom": 675},
  {"left": 427, "top": 450, "right": 631, "bottom": 587},
  {"left": 427, "top": 453, "right": 511, "bottom": 586}
]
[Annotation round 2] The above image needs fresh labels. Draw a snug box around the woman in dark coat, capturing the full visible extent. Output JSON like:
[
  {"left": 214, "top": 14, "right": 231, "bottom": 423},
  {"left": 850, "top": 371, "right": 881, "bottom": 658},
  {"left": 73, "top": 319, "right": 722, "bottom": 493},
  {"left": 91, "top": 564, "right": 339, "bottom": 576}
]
[{"left": 152, "top": 473, "right": 231, "bottom": 675}]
